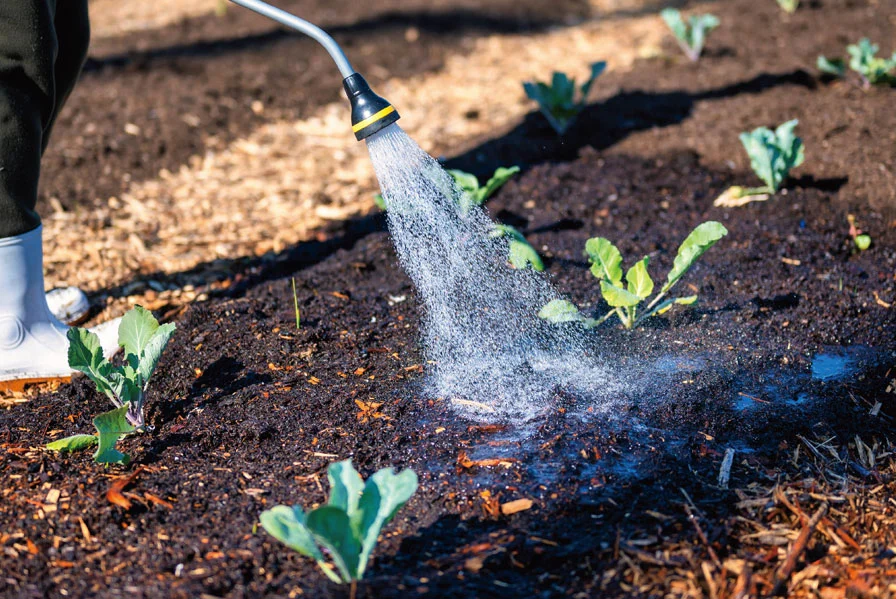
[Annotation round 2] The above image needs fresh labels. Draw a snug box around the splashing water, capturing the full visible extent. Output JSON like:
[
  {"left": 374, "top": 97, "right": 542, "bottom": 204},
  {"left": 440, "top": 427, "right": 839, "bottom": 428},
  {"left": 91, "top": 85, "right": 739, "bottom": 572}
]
[{"left": 365, "top": 125, "right": 616, "bottom": 421}]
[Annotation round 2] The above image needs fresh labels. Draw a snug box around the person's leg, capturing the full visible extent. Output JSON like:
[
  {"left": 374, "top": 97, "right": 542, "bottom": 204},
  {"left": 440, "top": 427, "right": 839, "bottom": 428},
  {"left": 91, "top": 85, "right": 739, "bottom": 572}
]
[
  {"left": 43, "top": 0, "right": 90, "bottom": 153},
  {"left": 0, "top": 0, "right": 115, "bottom": 387},
  {"left": 0, "top": 0, "right": 57, "bottom": 238}
]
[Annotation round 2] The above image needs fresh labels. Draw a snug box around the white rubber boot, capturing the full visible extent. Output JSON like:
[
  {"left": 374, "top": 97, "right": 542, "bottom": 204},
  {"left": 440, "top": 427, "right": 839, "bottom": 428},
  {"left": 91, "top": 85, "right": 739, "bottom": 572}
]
[
  {"left": 0, "top": 226, "right": 119, "bottom": 388},
  {"left": 46, "top": 286, "right": 90, "bottom": 325}
]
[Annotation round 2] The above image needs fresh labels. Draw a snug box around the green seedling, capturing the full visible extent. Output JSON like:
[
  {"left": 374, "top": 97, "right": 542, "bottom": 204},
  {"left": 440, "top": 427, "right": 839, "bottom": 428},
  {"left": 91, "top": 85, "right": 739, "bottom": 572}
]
[
  {"left": 260, "top": 460, "right": 417, "bottom": 595},
  {"left": 539, "top": 222, "right": 728, "bottom": 329},
  {"left": 775, "top": 0, "right": 799, "bottom": 13},
  {"left": 818, "top": 38, "right": 896, "bottom": 87},
  {"left": 660, "top": 8, "right": 720, "bottom": 62},
  {"left": 523, "top": 62, "right": 606, "bottom": 134},
  {"left": 291, "top": 277, "right": 301, "bottom": 330},
  {"left": 847, "top": 214, "right": 871, "bottom": 251},
  {"left": 448, "top": 166, "right": 520, "bottom": 214},
  {"left": 717, "top": 120, "right": 804, "bottom": 205},
  {"left": 489, "top": 224, "right": 544, "bottom": 271},
  {"left": 45, "top": 306, "right": 176, "bottom": 465}
]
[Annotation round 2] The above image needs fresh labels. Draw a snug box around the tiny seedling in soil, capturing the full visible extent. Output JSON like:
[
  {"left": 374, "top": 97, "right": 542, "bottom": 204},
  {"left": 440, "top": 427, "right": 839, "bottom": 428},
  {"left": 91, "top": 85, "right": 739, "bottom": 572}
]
[
  {"left": 523, "top": 62, "right": 606, "bottom": 135},
  {"left": 374, "top": 166, "right": 520, "bottom": 214},
  {"left": 489, "top": 224, "right": 544, "bottom": 271},
  {"left": 775, "top": 0, "right": 799, "bottom": 14},
  {"left": 260, "top": 459, "right": 417, "bottom": 596},
  {"left": 848, "top": 214, "right": 872, "bottom": 251},
  {"left": 715, "top": 120, "right": 804, "bottom": 206},
  {"left": 818, "top": 38, "right": 896, "bottom": 87},
  {"left": 660, "top": 8, "right": 720, "bottom": 62},
  {"left": 291, "top": 277, "right": 301, "bottom": 330},
  {"left": 540, "top": 221, "right": 728, "bottom": 329},
  {"left": 45, "top": 306, "right": 176, "bottom": 465}
]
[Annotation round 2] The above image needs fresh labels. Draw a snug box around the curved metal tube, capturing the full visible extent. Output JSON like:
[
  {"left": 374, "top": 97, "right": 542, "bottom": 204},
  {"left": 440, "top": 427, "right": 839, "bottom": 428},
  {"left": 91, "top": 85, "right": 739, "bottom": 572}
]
[{"left": 227, "top": 0, "right": 355, "bottom": 78}]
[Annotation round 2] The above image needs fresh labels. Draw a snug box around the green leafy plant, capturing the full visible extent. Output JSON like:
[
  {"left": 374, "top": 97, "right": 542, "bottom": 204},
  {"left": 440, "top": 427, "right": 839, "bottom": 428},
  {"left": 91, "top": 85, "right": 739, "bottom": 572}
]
[
  {"left": 818, "top": 38, "right": 896, "bottom": 87},
  {"left": 489, "top": 224, "right": 544, "bottom": 271},
  {"left": 260, "top": 460, "right": 417, "bottom": 594},
  {"left": 539, "top": 222, "right": 728, "bottom": 329},
  {"left": 775, "top": 0, "right": 799, "bottom": 13},
  {"left": 523, "top": 62, "right": 606, "bottom": 134},
  {"left": 291, "top": 277, "right": 301, "bottom": 330},
  {"left": 45, "top": 306, "right": 176, "bottom": 465},
  {"left": 735, "top": 119, "right": 804, "bottom": 199},
  {"left": 448, "top": 166, "right": 520, "bottom": 214},
  {"left": 660, "top": 8, "right": 720, "bottom": 62}
]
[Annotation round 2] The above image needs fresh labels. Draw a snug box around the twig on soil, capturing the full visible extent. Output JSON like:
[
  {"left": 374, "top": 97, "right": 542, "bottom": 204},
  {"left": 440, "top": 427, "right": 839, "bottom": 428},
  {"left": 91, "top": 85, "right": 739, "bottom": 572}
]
[
  {"left": 718, "top": 448, "right": 735, "bottom": 489},
  {"left": 681, "top": 489, "right": 723, "bottom": 569},
  {"left": 107, "top": 466, "right": 145, "bottom": 510},
  {"left": 768, "top": 502, "right": 829, "bottom": 596}
]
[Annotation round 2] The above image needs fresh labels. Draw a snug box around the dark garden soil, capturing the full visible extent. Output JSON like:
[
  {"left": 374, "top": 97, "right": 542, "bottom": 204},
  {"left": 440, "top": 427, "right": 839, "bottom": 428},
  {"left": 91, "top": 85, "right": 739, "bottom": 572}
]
[{"left": 4, "top": 0, "right": 896, "bottom": 597}]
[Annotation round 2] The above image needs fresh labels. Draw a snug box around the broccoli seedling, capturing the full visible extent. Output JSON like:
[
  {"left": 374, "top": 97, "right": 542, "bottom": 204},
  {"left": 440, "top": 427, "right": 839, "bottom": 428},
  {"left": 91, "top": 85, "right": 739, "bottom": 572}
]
[
  {"left": 776, "top": 0, "right": 799, "bottom": 13},
  {"left": 489, "top": 224, "right": 544, "bottom": 271},
  {"left": 818, "top": 38, "right": 896, "bottom": 87},
  {"left": 260, "top": 460, "right": 417, "bottom": 592},
  {"left": 660, "top": 9, "right": 720, "bottom": 62},
  {"left": 449, "top": 166, "right": 520, "bottom": 214},
  {"left": 539, "top": 222, "right": 728, "bottom": 330},
  {"left": 523, "top": 62, "right": 606, "bottom": 134},
  {"left": 716, "top": 119, "right": 804, "bottom": 205},
  {"left": 45, "top": 306, "right": 176, "bottom": 465}
]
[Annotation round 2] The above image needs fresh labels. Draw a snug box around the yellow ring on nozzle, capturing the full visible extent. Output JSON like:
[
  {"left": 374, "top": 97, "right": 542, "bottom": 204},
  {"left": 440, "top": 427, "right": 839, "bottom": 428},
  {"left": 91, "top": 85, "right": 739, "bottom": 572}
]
[{"left": 351, "top": 105, "right": 396, "bottom": 133}]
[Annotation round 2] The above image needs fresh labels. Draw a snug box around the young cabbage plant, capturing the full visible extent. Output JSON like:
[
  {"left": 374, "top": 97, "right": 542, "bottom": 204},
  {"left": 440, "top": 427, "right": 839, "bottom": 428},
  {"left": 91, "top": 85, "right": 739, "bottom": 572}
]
[
  {"left": 660, "top": 8, "right": 720, "bottom": 62},
  {"left": 45, "top": 306, "right": 176, "bottom": 465},
  {"left": 775, "top": 0, "right": 799, "bottom": 14},
  {"left": 523, "top": 62, "right": 606, "bottom": 135},
  {"left": 818, "top": 38, "right": 896, "bottom": 87},
  {"left": 489, "top": 224, "right": 544, "bottom": 271},
  {"left": 539, "top": 222, "right": 728, "bottom": 329},
  {"left": 260, "top": 460, "right": 417, "bottom": 595},
  {"left": 717, "top": 120, "right": 804, "bottom": 206},
  {"left": 448, "top": 166, "right": 521, "bottom": 214}
]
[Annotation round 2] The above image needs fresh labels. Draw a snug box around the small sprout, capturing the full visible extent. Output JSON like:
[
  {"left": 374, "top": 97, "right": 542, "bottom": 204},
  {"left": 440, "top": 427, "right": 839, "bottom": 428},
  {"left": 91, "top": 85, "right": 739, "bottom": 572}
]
[
  {"left": 540, "top": 222, "right": 727, "bottom": 330},
  {"left": 373, "top": 193, "right": 387, "bottom": 211},
  {"left": 847, "top": 214, "right": 872, "bottom": 251},
  {"left": 489, "top": 224, "right": 544, "bottom": 271},
  {"left": 660, "top": 8, "right": 720, "bottom": 62},
  {"left": 291, "top": 277, "right": 301, "bottom": 330},
  {"left": 260, "top": 460, "right": 417, "bottom": 589},
  {"left": 448, "top": 166, "right": 521, "bottom": 214},
  {"left": 523, "top": 62, "right": 606, "bottom": 134},
  {"left": 819, "top": 38, "right": 896, "bottom": 87},
  {"left": 46, "top": 306, "right": 176, "bottom": 465},
  {"left": 717, "top": 120, "right": 804, "bottom": 205},
  {"left": 775, "top": 0, "right": 799, "bottom": 13}
]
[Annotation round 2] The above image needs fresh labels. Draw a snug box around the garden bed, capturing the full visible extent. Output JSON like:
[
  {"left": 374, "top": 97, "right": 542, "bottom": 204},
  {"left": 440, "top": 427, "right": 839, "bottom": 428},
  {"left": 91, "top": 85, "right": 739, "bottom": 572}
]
[{"left": 3, "top": 0, "right": 896, "bottom": 597}]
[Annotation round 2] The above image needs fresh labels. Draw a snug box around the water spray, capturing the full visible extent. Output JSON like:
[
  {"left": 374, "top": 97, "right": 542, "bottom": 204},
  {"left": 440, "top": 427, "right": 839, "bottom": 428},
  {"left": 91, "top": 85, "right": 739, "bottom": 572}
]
[{"left": 228, "top": 0, "right": 400, "bottom": 140}]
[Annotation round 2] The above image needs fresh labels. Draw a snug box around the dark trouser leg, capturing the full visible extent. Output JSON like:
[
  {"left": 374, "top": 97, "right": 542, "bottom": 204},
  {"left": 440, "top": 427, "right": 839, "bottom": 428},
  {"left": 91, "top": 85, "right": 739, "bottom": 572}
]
[{"left": 0, "top": 0, "right": 90, "bottom": 239}]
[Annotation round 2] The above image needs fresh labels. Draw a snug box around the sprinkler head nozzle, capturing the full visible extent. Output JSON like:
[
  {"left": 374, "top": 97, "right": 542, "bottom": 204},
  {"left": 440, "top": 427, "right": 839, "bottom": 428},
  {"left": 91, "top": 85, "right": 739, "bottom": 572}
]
[{"left": 343, "top": 73, "right": 400, "bottom": 141}]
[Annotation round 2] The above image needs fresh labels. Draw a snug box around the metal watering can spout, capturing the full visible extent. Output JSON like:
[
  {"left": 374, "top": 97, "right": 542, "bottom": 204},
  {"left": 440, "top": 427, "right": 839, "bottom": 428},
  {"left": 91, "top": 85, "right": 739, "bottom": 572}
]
[{"left": 228, "top": 0, "right": 400, "bottom": 140}]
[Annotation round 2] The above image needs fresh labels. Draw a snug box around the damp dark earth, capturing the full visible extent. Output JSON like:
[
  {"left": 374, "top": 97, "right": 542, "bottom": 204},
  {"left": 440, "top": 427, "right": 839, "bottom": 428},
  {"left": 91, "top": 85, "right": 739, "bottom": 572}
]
[{"left": 2, "top": 0, "right": 896, "bottom": 598}]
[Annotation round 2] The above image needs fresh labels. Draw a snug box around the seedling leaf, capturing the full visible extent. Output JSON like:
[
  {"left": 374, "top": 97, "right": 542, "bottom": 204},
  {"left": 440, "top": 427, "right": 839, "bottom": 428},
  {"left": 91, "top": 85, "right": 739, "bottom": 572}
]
[
  {"left": 67, "top": 328, "right": 113, "bottom": 396},
  {"left": 739, "top": 119, "right": 803, "bottom": 193},
  {"left": 491, "top": 224, "right": 544, "bottom": 271},
  {"left": 307, "top": 506, "right": 360, "bottom": 583},
  {"left": 118, "top": 305, "right": 159, "bottom": 358},
  {"left": 479, "top": 166, "right": 521, "bottom": 205},
  {"left": 92, "top": 405, "right": 135, "bottom": 465},
  {"left": 136, "top": 323, "right": 176, "bottom": 388},
  {"left": 662, "top": 221, "right": 728, "bottom": 294},
  {"left": 524, "top": 62, "right": 606, "bottom": 134},
  {"left": 626, "top": 257, "right": 654, "bottom": 299},
  {"left": 46, "top": 434, "right": 98, "bottom": 453},
  {"left": 356, "top": 468, "right": 418, "bottom": 577},
  {"left": 600, "top": 281, "right": 642, "bottom": 308},
  {"left": 661, "top": 8, "right": 719, "bottom": 61},
  {"left": 327, "top": 460, "right": 364, "bottom": 517},
  {"left": 538, "top": 299, "right": 584, "bottom": 323},
  {"left": 585, "top": 237, "right": 624, "bottom": 285},
  {"left": 855, "top": 234, "right": 871, "bottom": 251},
  {"left": 259, "top": 505, "right": 325, "bottom": 560},
  {"left": 817, "top": 56, "right": 846, "bottom": 77}
]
